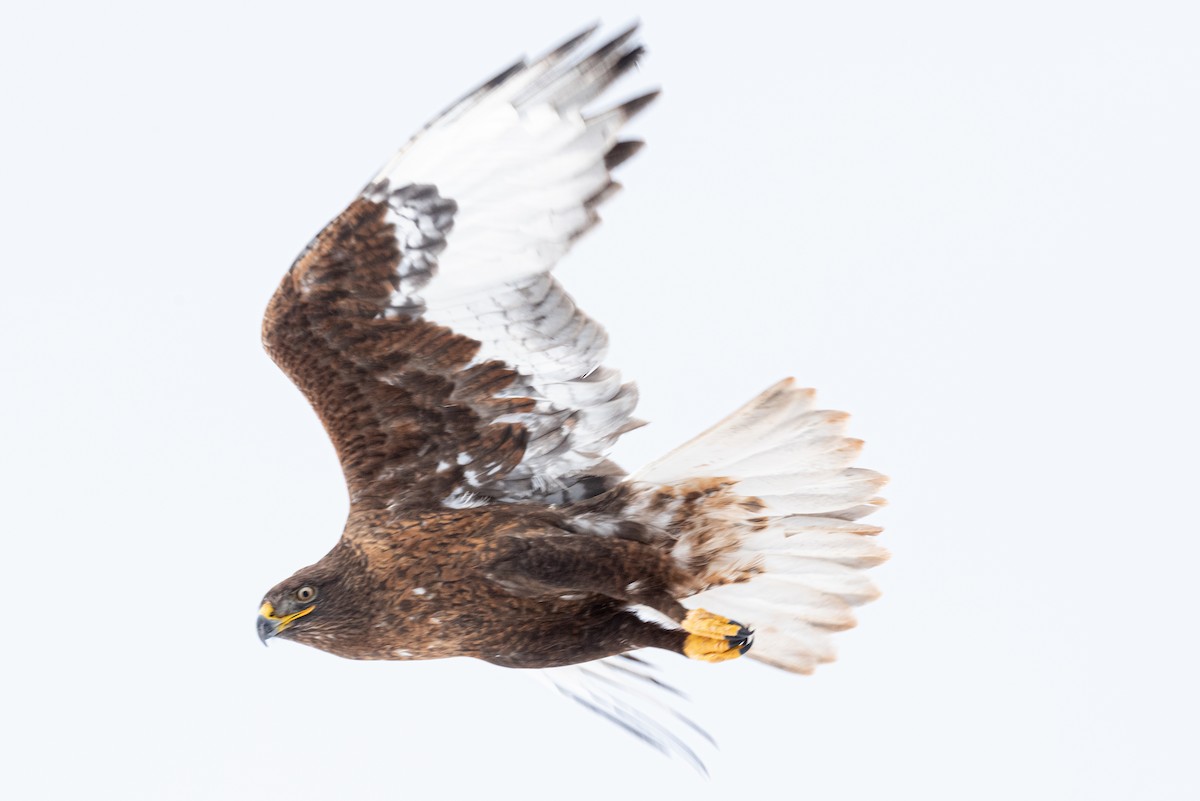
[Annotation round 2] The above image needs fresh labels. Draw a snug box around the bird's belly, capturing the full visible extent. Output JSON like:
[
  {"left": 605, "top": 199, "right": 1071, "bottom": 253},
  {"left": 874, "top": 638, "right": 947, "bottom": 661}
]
[{"left": 344, "top": 579, "right": 620, "bottom": 663}]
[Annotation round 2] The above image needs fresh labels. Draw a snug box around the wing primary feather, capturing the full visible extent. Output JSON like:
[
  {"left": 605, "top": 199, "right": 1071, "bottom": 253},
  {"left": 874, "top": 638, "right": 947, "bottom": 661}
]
[
  {"left": 603, "top": 654, "right": 689, "bottom": 699},
  {"left": 558, "top": 690, "right": 672, "bottom": 753},
  {"left": 613, "top": 44, "right": 646, "bottom": 75},
  {"left": 539, "top": 22, "right": 601, "bottom": 62},
  {"left": 567, "top": 23, "right": 640, "bottom": 79},
  {"left": 584, "top": 180, "right": 622, "bottom": 210},
  {"left": 604, "top": 139, "right": 645, "bottom": 170},
  {"left": 479, "top": 59, "right": 528, "bottom": 94},
  {"left": 579, "top": 667, "right": 716, "bottom": 747},
  {"left": 559, "top": 53, "right": 647, "bottom": 113},
  {"left": 553, "top": 681, "right": 710, "bottom": 776},
  {"left": 418, "top": 58, "right": 527, "bottom": 138},
  {"left": 590, "top": 90, "right": 661, "bottom": 126},
  {"left": 291, "top": 26, "right": 659, "bottom": 508},
  {"left": 515, "top": 23, "right": 641, "bottom": 109}
]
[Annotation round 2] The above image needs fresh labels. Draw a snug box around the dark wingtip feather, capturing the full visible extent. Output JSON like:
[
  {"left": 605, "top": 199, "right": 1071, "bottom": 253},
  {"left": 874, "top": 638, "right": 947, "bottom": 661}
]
[
  {"left": 544, "top": 22, "right": 601, "bottom": 62},
  {"left": 482, "top": 59, "right": 528, "bottom": 92},
  {"left": 585, "top": 181, "right": 623, "bottom": 210},
  {"left": 590, "top": 22, "right": 640, "bottom": 63},
  {"left": 616, "top": 89, "right": 660, "bottom": 122},
  {"left": 604, "top": 139, "right": 645, "bottom": 171},
  {"left": 613, "top": 44, "right": 646, "bottom": 75}
]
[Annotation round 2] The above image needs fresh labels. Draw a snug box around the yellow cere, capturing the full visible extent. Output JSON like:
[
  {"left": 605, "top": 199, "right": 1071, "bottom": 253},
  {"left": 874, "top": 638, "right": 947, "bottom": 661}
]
[{"left": 258, "top": 601, "right": 316, "bottom": 633}]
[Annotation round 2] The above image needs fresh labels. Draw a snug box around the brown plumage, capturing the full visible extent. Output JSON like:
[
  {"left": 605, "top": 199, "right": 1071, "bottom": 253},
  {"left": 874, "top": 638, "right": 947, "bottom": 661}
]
[
  {"left": 256, "top": 26, "right": 887, "bottom": 750},
  {"left": 259, "top": 193, "right": 716, "bottom": 666}
]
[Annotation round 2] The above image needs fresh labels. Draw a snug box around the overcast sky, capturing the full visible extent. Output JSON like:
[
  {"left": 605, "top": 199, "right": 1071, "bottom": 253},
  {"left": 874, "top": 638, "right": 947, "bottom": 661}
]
[{"left": 3, "top": 2, "right": 1198, "bottom": 799}]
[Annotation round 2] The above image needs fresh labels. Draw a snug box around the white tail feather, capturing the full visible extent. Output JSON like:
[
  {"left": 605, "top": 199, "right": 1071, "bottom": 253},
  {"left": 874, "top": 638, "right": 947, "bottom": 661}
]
[{"left": 632, "top": 378, "right": 887, "bottom": 674}]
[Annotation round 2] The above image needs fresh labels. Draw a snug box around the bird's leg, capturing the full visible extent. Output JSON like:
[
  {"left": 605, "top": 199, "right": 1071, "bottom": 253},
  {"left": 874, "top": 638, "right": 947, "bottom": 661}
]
[
  {"left": 480, "top": 609, "right": 687, "bottom": 668},
  {"left": 678, "top": 609, "right": 754, "bottom": 662},
  {"left": 489, "top": 534, "right": 690, "bottom": 615},
  {"left": 488, "top": 535, "right": 753, "bottom": 663}
]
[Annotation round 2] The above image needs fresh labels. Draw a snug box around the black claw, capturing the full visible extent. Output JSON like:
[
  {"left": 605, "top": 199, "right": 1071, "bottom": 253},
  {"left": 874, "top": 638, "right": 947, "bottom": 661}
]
[{"left": 723, "top": 622, "right": 755, "bottom": 654}]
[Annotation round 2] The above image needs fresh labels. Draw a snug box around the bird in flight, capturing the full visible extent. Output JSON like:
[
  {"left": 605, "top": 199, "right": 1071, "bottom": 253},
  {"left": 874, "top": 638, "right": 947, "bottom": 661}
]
[{"left": 257, "top": 23, "right": 887, "bottom": 760}]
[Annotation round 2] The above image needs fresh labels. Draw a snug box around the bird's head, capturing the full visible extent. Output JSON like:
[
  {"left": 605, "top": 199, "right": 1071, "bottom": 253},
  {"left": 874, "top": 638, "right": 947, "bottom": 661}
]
[
  {"left": 257, "top": 575, "right": 322, "bottom": 645},
  {"left": 257, "top": 552, "right": 358, "bottom": 647}
]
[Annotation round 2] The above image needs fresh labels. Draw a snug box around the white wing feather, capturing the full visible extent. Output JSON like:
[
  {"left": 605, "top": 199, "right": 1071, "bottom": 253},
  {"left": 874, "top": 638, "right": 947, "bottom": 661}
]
[
  {"left": 348, "top": 26, "right": 886, "bottom": 763},
  {"left": 540, "top": 654, "right": 715, "bottom": 775},
  {"left": 364, "top": 26, "right": 654, "bottom": 504}
]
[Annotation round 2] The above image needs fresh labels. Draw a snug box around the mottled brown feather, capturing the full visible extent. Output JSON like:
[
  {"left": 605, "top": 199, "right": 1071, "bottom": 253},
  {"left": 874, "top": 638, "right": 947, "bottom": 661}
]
[{"left": 262, "top": 198, "right": 531, "bottom": 514}]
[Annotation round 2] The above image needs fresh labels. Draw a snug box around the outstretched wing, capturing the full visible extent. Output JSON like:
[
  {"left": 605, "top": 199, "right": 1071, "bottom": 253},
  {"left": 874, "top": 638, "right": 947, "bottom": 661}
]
[
  {"left": 541, "top": 654, "right": 716, "bottom": 775},
  {"left": 263, "top": 26, "right": 653, "bottom": 512}
]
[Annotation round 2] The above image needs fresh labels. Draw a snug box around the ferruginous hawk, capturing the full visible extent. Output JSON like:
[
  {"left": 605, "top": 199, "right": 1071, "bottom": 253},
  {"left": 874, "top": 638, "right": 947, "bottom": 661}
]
[{"left": 256, "top": 24, "right": 887, "bottom": 765}]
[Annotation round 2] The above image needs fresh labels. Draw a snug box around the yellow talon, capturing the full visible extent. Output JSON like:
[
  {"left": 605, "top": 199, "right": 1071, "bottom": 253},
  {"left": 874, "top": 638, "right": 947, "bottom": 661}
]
[
  {"left": 681, "top": 608, "right": 753, "bottom": 663},
  {"left": 682, "top": 608, "right": 746, "bottom": 639},
  {"left": 683, "top": 633, "right": 744, "bottom": 663}
]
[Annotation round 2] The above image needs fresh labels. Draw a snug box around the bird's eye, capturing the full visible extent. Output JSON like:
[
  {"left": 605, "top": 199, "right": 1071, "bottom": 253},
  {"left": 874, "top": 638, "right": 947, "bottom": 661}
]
[{"left": 295, "top": 586, "right": 317, "bottom": 603}]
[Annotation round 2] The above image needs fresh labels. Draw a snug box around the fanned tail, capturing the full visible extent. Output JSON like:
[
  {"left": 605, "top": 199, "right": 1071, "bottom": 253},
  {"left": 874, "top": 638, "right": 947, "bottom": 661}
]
[{"left": 629, "top": 378, "right": 888, "bottom": 674}]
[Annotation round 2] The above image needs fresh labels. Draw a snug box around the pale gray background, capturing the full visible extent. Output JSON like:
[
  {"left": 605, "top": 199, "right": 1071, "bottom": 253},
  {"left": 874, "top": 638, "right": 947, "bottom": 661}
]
[{"left": 2, "top": 1, "right": 1198, "bottom": 799}]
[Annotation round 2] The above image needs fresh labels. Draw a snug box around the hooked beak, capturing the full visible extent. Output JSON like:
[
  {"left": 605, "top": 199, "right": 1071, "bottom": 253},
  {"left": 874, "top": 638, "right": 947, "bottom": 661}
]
[
  {"left": 257, "top": 601, "right": 314, "bottom": 645},
  {"left": 257, "top": 608, "right": 278, "bottom": 645}
]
